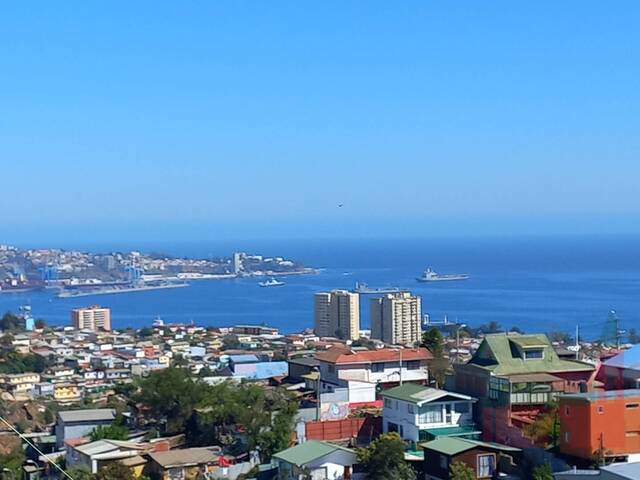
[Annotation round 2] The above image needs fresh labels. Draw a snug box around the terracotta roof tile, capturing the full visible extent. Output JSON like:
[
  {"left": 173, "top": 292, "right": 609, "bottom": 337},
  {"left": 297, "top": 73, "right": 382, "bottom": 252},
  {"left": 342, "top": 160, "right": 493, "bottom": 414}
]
[{"left": 315, "top": 347, "right": 431, "bottom": 364}]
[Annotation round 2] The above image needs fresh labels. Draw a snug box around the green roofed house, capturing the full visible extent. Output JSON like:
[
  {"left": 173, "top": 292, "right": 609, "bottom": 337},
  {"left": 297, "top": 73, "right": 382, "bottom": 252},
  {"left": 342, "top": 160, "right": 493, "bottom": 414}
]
[
  {"left": 273, "top": 440, "right": 357, "bottom": 480},
  {"left": 381, "top": 384, "right": 479, "bottom": 444},
  {"left": 421, "top": 437, "right": 521, "bottom": 480},
  {"left": 453, "top": 333, "right": 596, "bottom": 446}
]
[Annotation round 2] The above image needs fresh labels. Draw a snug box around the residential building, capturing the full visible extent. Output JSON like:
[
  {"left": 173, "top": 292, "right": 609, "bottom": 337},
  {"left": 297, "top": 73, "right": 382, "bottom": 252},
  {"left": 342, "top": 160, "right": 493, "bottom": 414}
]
[
  {"left": 421, "top": 437, "right": 520, "bottom": 480},
  {"left": 555, "top": 462, "right": 640, "bottom": 480},
  {"left": 71, "top": 306, "right": 112, "bottom": 331},
  {"left": 599, "top": 345, "right": 640, "bottom": 390},
  {"left": 3, "top": 373, "right": 41, "bottom": 397},
  {"left": 314, "top": 290, "right": 360, "bottom": 340},
  {"left": 66, "top": 439, "right": 148, "bottom": 474},
  {"left": 55, "top": 409, "right": 116, "bottom": 448},
  {"left": 559, "top": 389, "right": 640, "bottom": 462},
  {"left": 371, "top": 291, "right": 421, "bottom": 345},
  {"left": 146, "top": 447, "right": 222, "bottom": 480},
  {"left": 273, "top": 440, "right": 357, "bottom": 480},
  {"left": 453, "top": 333, "right": 596, "bottom": 447},
  {"left": 315, "top": 347, "right": 431, "bottom": 403},
  {"left": 54, "top": 383, "right": 82, "bottom": 403},
  {"left": 381, "top": 384, "right": 478, "bottom": 443},
  {"left": 288, "top": 357, "right": 320, "bottom": 382}
]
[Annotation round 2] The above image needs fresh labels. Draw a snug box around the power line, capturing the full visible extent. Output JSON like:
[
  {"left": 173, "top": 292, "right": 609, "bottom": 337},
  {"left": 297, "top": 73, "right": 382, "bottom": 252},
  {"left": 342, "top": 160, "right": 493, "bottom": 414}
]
[{"left": 0, "top": 415, "right": 75, "bottom": 480}]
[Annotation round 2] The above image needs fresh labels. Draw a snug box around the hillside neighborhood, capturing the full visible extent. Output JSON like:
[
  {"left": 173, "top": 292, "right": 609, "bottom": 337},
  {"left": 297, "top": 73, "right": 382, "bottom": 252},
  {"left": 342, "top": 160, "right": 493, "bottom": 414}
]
[{"left": 0, "top": 306, "right": 639, "bottom": 480}]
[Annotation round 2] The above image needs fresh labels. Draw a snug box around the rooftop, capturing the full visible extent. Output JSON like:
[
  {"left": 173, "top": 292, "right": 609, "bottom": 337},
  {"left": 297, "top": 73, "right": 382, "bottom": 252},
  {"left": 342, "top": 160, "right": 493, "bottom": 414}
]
[
  {"left": 560, "top": 389, "right": 640, "bottom": 403},
  {"left": 273, "top": 440, "right": 355, "bottom": 466},
  {"left": 381, "top": 384, "right": 475, "bottom": 405},
  {"left": 148, "top": 447, "right": 220, "bottom": 468},
  {"left": 421, "top": 437, "right": 521, "bottom": 456},
  {"left": 58, "top": 409, "right": 115, "bottom": 423},
  {"left": 467, "top": 333, "right": 595, "bottom": 376},
  {"left": 315, "top": 347, "right": 431, "bottom": 365},
  {"left": 603, "top": 344, "right": 640, "bottom": 370}
]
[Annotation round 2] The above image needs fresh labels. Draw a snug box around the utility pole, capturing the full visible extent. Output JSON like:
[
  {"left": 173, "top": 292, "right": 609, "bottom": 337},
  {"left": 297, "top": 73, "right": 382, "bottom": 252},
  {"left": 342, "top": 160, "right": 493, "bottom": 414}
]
[
  {"left": 399, "top": 348, "right": 403, "bottom": 386},
  {"left": 576, "top": 324, "right": 579, "bottom": 360}
]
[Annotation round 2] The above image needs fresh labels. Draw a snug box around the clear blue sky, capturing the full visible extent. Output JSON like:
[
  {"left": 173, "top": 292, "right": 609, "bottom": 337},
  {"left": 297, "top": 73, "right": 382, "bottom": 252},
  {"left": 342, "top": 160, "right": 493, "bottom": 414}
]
[{"left": 1, "top": 1, "right": 639, "bottom": 242}]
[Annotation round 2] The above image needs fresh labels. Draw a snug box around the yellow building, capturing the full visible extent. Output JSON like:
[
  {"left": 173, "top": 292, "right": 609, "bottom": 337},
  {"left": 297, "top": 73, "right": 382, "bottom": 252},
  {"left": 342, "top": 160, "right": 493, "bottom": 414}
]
[{"left": 54, "top": 383, "right": 81, "bottom": 402}]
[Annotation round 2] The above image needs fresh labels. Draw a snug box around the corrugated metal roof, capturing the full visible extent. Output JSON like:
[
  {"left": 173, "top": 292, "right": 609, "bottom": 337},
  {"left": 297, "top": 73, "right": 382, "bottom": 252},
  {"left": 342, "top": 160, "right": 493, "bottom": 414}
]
[
  {"left": 381, "top": 384, "right": 475, "bottom": 405},
  {"left": 421, "top": 437, "right": 521, "bottom": 456},
  {"left": 58, "top": 409, "right": 115, "bottom": 423},
  {"left": 273, "top": 441, "right": 355, "bottom": 467},
  {"left": 468, "top": 334, "right": 594, "bottom": 376},
  {"left": 148, "top": 447, "right": 220, "bottom": 468}
]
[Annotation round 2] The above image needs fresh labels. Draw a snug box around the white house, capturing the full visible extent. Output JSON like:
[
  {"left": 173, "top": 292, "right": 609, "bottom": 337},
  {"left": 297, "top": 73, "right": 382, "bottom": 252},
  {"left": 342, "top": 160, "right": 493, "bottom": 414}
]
[
  {"left": 315, "top": 347, "right": 431, "bottom": 404},
  {"left": 381, "top": 383, "right": 479, "bottom": 443},
  {"left": 273, "top": 440, "right": 357, "bottom": 480}
]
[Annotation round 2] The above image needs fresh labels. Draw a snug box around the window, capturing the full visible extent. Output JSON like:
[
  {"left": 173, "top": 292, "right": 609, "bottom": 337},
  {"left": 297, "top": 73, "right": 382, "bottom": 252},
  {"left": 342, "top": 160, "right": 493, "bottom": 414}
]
[
  {"left": 524, "top": 349, "right": 544, "bottom": 360},
  {"left": 564, "top": 431, "right": 571, "bottom": 443},
  {"left": 455, "top": 402, "right": 470, "bottom": 414},
  {"left": 384, "top": 399, "right": 391, "bottom": 408},
  {"left": 565, "top": 406, "right": 570, "bottom": 416},
  {"left": 439, "top": 454, "right": 447, "bottom": 469},
  {"left": 421, "top": 404, "right": 443, "bottom": 424},
  {"left": 597, "top": 406, "right": 604, "bottom": 414},
  {"left": 328, "top": 364, "right": 335, "bottom": 374},
  {"left": 626, "top": 403, "right": 639, "bottom": 409},
  {"left": 406, "top": 360, "right": 420, "bottom": 370},
  {"left": 387, "top": 422, "right": 399, "bottom": 433},
  {"left": 372, "top": 362, "right": 384, "bottom": 373},
  {"left": 407, "top": 404, "right": 415, "bottom": 414},
  {"left": 625, "top": 431, "right": 640, "bottom": 437},
  {"left": 477, "top": 454, "right": 495, "bottom": 478}
]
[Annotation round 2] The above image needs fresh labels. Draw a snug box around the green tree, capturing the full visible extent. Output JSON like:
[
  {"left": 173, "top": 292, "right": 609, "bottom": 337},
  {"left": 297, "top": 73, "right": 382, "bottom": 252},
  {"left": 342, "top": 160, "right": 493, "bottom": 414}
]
[
  {"left": 357, "top": 432, "right": 416, "bottom": 480},
  {"left": 449, "top": 461, "right": 475, "bottom": 480},
  {"left": 421, "top": 328, "right": 448, "bottom": 387},
  {"left": 522, "top": 401, "right": 559, "bottom": 447},
  {"left": 135, "top": 367, "right": 205, "bottom": 434},
  {"left": 222, "top": 334, "right": 241, "bottom": 349},
  {"left": 137, "top": 327, "right": 154, "bottom": 338},
  {"left": 94, "top": 461, "right": 135, "bottom": 480},
  {"left": 532, "top": 463, "right": 554, "bottom": 480},
  {"left": 90, "top": 423, "right": 129, "bottom": 441},
  {"left": 0, "top": 445, "right": 25, "bottom": 478},
  {"left": 629, "top": 328, "right": 640, "bottom": 344},
  {"left": 64, "top": 466, "right": 93, "bottom": 480},
  {"left": 0, "top": 311, "right": 23, "bottom": 331},
  {"left": 34, "top": 318, "right": 46, "bottom": 330},
  {"left": 421, "top": 328, "right": 444, "bottom": 356}
]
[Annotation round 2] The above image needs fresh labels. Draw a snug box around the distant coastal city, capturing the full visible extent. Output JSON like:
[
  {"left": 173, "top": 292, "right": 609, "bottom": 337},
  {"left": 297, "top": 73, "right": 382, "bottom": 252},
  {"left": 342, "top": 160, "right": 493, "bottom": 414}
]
[{"left": 0, "top": 244, "right": 316, "bottom": 298}]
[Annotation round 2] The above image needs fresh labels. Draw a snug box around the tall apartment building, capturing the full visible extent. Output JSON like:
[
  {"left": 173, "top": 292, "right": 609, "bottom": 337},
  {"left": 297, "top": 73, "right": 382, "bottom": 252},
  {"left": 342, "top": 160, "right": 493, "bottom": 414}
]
[
  {"left": 71, "top": 306, "right": 112, "bottom": 331},
  {"left": 370, "top": 292, "right": 421, "bottom": 345},
  {"left": 314, "top": 290, "right": 360, "bottom": 340}
]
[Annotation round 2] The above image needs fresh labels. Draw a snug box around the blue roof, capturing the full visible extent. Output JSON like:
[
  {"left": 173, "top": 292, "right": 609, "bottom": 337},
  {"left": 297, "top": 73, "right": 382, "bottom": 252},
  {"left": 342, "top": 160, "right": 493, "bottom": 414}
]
[
  {"left": 603, "top": 345, "right": 640, "bottom": 370},
  {"left": 228, "top": 354, "right": 259, "bottom": 364},
  {"left": 601, "top": 461, "right": 640, "bottom": 479},
  {"left": 247, "top": 361, "right": 288, "bottom": 379}
]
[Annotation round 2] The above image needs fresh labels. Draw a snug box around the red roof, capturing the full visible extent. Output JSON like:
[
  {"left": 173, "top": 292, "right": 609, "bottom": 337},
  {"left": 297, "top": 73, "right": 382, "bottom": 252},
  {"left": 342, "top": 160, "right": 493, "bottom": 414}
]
[{"left": 315, "top": 347, "right": 431, "bottom": 364}]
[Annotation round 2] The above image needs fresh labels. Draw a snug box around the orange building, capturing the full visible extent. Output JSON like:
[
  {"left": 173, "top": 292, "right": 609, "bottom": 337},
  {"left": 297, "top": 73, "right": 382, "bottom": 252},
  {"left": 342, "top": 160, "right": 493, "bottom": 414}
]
[{"left": 559, "top": 389, "right": 640, "bottom": 461}]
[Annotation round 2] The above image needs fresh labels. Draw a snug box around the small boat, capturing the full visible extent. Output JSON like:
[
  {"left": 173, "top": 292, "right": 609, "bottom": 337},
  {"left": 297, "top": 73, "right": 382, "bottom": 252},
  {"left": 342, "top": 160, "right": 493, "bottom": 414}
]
[
  {"left": 258, "top": 277, "right": 285, "bottom": 287},
  {"left": 417, "top": 268, "right": 469, "bottom": 282}
]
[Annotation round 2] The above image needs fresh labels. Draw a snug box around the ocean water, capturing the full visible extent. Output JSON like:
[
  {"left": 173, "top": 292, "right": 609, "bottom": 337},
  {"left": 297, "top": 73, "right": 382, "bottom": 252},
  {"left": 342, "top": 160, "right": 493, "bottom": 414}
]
[{"left": 1, "top": 235, "right": 639, "bottom": 340}]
